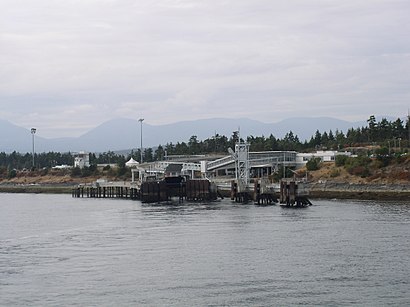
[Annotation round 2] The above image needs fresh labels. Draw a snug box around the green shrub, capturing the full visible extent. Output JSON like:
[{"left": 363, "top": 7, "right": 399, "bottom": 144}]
[
  {"left": 306, "top": 157, "right": 321, "bottom": 171},
  {"left": 344, "top": 155, "right": 372, "bottom": 177},
  {"left": 40, "top": 168, "right": 49, "bottom": 176},
  {"left": 330, "top": 167, "right": 341, "bottom": 178},
  {"left": 348, "top": 165, "right": 370, "bottom": 177},
  {"left": 0, "top": 166, "right": 7, "bottom": 178},
  {"left": 373, "top": 147, "right": 392, "bottom": 167},
  {"left": 71, "top": 167, "right": 82, "bottom": 177},
  {"left": 116, "top": 166, "right": 127, "bottom": 177},
  {"left": 372, "top": 159, "right": 385, "bottom": 170},
  {"left": 335, "top": 155, "right": 348, "bottom": 167},
  {"left": 7, "top": 168, "right": 17, "bottom": 179}
]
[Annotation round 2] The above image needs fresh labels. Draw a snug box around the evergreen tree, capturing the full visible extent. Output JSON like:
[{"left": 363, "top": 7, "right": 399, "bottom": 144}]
[{"left": 367, "top": 115, "right": 377, "bottom": 141}]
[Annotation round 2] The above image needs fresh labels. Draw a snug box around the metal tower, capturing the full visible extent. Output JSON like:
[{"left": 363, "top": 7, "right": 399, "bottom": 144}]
[{"left": 234, "top": 141, "right": 250, "bottom": 192}]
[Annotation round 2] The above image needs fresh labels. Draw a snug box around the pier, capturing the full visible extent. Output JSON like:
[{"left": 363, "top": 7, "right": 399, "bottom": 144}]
[
  {"left": 72, "top": 182, "right": 139, "bottom": 199},
  {"left": 72, "top": 178, "right": 218, "bottom": 203},
  {"left": 73, "top": 177, "right": 312, "bottom": 206}
]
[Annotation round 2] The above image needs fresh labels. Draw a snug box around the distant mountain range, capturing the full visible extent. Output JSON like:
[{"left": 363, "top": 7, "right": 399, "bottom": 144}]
[{"left": 0, "top": 116, "right": 373, "bottom": 153}]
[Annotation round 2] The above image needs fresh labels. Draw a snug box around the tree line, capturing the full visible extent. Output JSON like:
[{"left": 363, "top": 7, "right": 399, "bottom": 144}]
[
  {"left": 159, "top": 115, "right": 409, "bottom": 155},
  {"left": 1, "top": 115, "right": 408, "bottom": 171}
]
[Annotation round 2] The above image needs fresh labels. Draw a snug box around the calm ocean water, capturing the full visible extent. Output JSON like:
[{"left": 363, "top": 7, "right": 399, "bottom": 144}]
[{"left": 1, "top": 193, "right": 409, "bottom": 306}]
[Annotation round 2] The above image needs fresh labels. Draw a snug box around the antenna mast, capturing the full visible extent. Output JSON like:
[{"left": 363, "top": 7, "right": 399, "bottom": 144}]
[{"left": 408, "top": 109, "right": 410, "bottom": 147}]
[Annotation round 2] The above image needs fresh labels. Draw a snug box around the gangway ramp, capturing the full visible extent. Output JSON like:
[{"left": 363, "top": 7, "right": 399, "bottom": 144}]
[
  {"left": 206, "top": 152, "right": 297, "bottom": 172},
  {"left": 207, "top": 155, "right": 234, "bottom": 171}
]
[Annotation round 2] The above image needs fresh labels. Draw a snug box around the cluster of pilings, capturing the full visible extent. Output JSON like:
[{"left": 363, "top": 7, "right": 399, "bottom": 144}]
[
  {"left": 230, "top": 179, "right": 312, "bottom": 206},
  {"left": 279, "top": 180, "right": 312, "bottom": 207},
  {"left": 230, "top": 181, "right": 251, "bottom": 202},
  {"left": 254, "top": 180, "right": 278, "bottom": 205},
  {"left": 230, "top": 180, "right": 277, "bottom": 204}
]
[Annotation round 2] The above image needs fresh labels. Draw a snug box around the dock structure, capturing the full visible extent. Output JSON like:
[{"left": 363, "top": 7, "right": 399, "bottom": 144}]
[
  {"left": 72, "top": 140, "right": 312, "bottom": 206},
  {"left": 72, "top": 182, "right": 139, "bottom": 200},
  {"left": 72, "top": 178, "right": 219, "bottom": 203},
  {"left": 229, "top": 178, "right": 312, "bottom": 206},
  {"left": 225, "top": 138, "right": 313, "bottom": 206},
  {"left": 228, "top": 140, "right": 279, "bottom": 205},
  {"left": 72, "top": 177, "right": 312, "bottom": 206}
]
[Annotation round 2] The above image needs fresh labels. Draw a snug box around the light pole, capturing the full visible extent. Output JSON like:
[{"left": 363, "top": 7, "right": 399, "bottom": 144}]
[
  {"left": 31, "top": 128, "right": 36, "bottom": 168},
  {"left": 406, "top": 109, "right": 410, "bottom": 149},
  {"left": 138, "top": 118, "right": 144, "bottom": 163},
  {"left": 283, "top": 151, "right": 286, "bottom": 178}
]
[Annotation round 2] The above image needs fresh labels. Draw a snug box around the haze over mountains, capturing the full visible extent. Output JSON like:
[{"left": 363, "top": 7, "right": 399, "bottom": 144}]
[{"left": 0, "top": 116, "right": 374, "bottom": 153}]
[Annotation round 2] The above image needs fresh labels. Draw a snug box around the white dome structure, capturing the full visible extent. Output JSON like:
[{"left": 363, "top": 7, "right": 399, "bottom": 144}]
[{"left": 125, "top": 157, "right": 139, "bottom": 168}]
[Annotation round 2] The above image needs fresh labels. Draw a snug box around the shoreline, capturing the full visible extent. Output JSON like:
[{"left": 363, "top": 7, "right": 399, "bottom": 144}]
[
  {"left": 1, "top": 181, "right": 409, "bottom": 201},
  {"left": 0, "top": 183, "right": 75, "bottom": 194},
  {"left": 307, "top": 182, "right": 410, "bottom": 201}
]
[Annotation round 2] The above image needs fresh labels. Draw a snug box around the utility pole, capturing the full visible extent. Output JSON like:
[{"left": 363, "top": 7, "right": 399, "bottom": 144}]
[
  {"left": 408, "top": 109, "right": 410, "bottom": 148},
  {"left": 138, "top": 118, "right": 144, "bottom": 163},
  {"left": 214, "top": 131, "right": 217, "bottom": 153},
  {"left": 31, "top": 128, "right": 36, "bottom": 168}
]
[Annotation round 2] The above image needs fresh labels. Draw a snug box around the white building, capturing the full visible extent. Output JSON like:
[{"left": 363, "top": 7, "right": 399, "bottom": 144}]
[
  {"left": 74, "top": 151, "right": 90, "bottom": 169},
  {"left": 296, "top": 150, "right": 352, "bottom": 168}
]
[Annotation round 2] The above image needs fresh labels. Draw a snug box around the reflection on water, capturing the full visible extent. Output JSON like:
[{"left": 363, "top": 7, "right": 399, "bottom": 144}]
[{"left": 0, "top": 194, "right": 409, "bottom": 306}]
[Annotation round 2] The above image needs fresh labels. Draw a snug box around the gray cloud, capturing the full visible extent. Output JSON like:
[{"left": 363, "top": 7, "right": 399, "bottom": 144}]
[{"left": 1, "top": 0, "right": 409, "bottom": 138}]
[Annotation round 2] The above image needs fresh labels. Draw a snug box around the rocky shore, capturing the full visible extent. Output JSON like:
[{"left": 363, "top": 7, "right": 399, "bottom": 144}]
[{"left": 307, "top": 182, "right": 410, "bottom": 200}]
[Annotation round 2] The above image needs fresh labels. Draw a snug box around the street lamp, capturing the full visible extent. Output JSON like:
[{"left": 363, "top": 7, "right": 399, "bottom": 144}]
[
  {"left": 31, "top": 128, "right": 36, "bottom": 168},
  {"left": 138, "top": 118, "right": 144, "bottom": 163}
]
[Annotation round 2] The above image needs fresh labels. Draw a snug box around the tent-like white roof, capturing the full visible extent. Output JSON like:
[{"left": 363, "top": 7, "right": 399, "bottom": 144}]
[{"left": 125, "top": 157, "right": 139, "bottom": 167}]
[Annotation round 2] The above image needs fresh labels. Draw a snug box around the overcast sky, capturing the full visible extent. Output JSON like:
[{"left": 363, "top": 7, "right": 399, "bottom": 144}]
[{"left": 1, "top": 0, "right": 409, "bottom": 138}]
